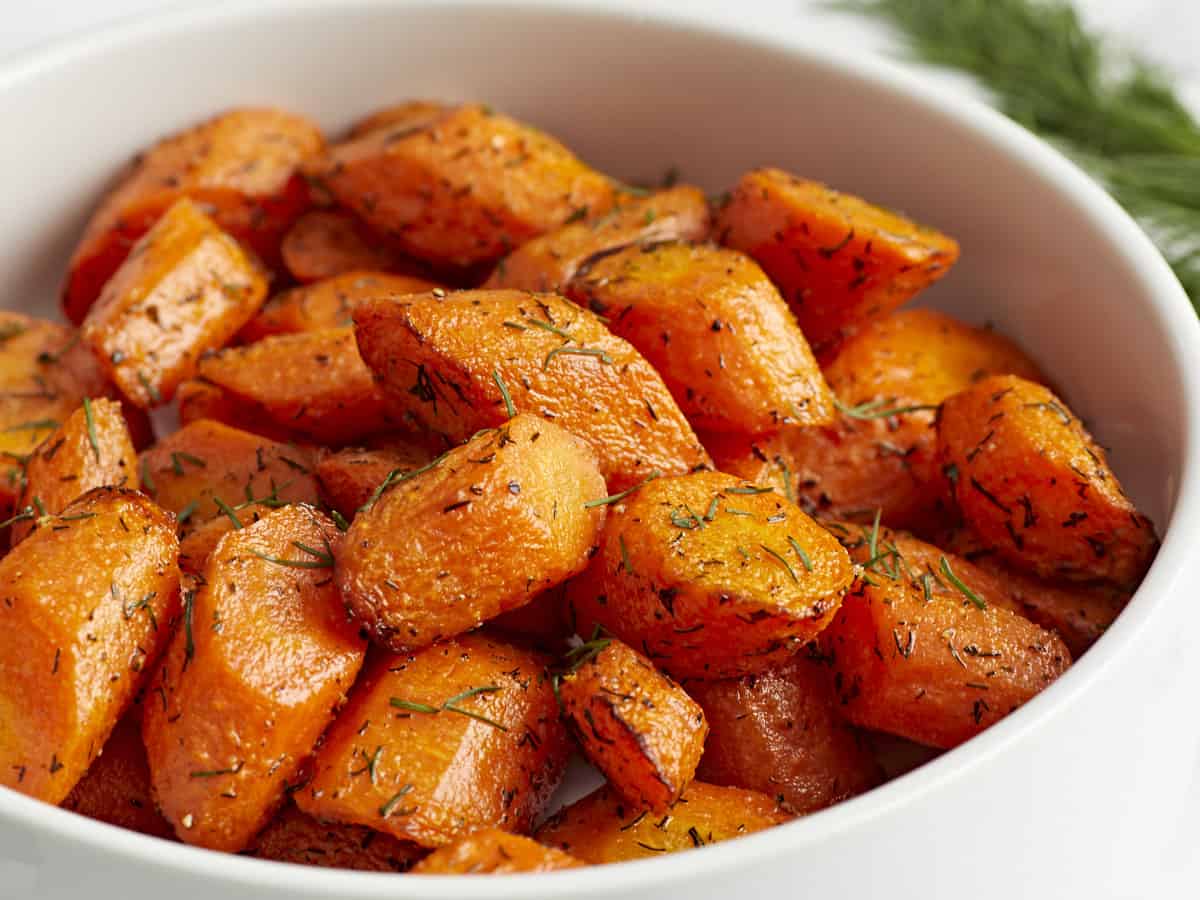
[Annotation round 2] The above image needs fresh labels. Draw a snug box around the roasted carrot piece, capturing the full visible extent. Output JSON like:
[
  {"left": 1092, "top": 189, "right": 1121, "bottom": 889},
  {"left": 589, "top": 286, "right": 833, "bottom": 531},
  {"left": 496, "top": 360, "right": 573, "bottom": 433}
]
[
  {"left": 296, "top": 634, "right": 570, "bottom": 848},
  {"left": 143, "top": 505, "right": 366, "bottom": 851},
  {"left": 11, "top": 398, "right": 138, "bottom": 544},
  {"left": 80, "top": 198, "right": 268, "bottom": 409},
  {"left": 241, "top": 270, "right": 440, "bottom": 341},
  {"left": 559, "top": 637, "right": 707, "bottom": 812},
  {"left": 280, "top": 211, "right": 401, "bottom": 283},
  {"left": 705, "top": 308, "right": 1046, "bottom": 534},
  {"left": 248, "top": 803, "right": 426, "bottom": 871},
  {"left": 320, "top": 103, "right": 615, "bottom": 267},
  {"left": 344, "top": 100, "right": 448, "bottom": 141},
  {"left": 411, "top": 829, "right": 582, "bottom": 874},
  {"left": 354, "top": 290, "right": 711, "bottom": 490},
  {"left": 62, "top": 711, "right": 175, "bottom": 840},
  {"left": 336, "top": 415, "right": 606, "bottom": 650},
  {"left": 938, "top": 374, "right": 1157, "bottom": 587},
  {"left": 0, "top": 313, "right": 149, "bottom": 516},
  {"left": 0, "top": 487, "right": 180, "bottom": 804},
  {"left": 536, "top": 782, "right": 790, "bottom": 864},
  {"left": 484, "top": 186, "right": 712, "bottom": 292},
  {"left": 63, "top": 107, "right": 323, "bottom": 324},
  {"left": 933, "top": 525, "right": 1129, "bottom": 655},
  {"left": 254, "top": 803, "right": 427, "bottom": 871},
  {"left": 567, "top": 471, "right": 852, "bottom": 680},
  {"left": 138, "top": 419, "right": 320, "bottom": 533},
  {"left": 687, "top": 656, "right": 881, "bottom": 814},
  {"left": 566, "top": 241, "right": 833, "bottom": 433},
  {"left": 314, "top": 439, "right": 432, "bottom": 520},
  {"left": 820, "top": 577, "right": 1071, "bottom": 749},
  {"left": 195, "top": 327, "right": 404, "bottom": 445},
  {"left": 716, "top": 168, "right": 959, "bottom": 351}
]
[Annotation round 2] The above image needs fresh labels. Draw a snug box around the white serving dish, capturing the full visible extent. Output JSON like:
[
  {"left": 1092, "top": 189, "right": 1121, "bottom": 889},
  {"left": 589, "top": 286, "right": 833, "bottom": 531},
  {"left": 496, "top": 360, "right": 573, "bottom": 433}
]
[{"left": 1, "top": 2, "right": 1199, "bottom": 898}]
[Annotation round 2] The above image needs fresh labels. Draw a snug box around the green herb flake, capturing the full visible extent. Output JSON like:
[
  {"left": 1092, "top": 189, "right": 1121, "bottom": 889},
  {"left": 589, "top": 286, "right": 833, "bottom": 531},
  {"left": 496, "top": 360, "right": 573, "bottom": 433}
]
[
  {"left": 81, "top": 398, "right": 101, "bottom": 462},
  {"left": 492, "top": 367, "right": 516, "bottom": 418},
  {"left": 584, "top": 470, "right": 662, "bottom": 508},
  {"left": 939, "top": 555, "right": 986, "bottom": 609}
]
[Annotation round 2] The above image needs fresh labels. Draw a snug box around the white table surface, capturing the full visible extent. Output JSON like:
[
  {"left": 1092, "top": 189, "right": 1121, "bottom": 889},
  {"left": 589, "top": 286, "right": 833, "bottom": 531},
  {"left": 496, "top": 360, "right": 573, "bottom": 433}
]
[{"left": 2, "top": 0, "right": 1198, "bottom": 897}]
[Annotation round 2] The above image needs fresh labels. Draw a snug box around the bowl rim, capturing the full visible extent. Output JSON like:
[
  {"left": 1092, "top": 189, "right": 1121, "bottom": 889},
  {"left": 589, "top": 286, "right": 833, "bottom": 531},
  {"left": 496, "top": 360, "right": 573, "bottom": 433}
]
[{"left": 2, "top": 0, "right": 1199, "bottom": 895}]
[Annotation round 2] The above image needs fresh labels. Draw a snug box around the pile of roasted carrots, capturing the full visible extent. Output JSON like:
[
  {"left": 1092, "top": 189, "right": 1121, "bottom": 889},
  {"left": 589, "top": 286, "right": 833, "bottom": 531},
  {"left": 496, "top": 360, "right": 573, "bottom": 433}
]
[{"left": 0, "top": 101, "right": 1156, "bottom": 874}]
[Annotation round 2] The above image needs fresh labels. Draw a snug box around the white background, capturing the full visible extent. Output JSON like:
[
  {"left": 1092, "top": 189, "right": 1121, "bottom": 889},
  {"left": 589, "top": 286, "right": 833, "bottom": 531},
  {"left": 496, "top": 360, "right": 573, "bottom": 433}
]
[{"left": 4, "top": 0, "right": 1199, "bottom": 115}]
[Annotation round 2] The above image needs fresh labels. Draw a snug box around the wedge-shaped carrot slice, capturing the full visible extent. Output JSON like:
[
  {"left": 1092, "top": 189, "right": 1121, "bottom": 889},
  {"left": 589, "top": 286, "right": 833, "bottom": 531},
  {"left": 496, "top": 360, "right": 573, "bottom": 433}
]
[
  {"left": 411, "top": 828, "right": 581, "bottom": 874},
  {"left": 705, "top": 308, "right": 1046, "bottom": 535},
  {"left": 296, "top": 633, "right": 570, "bottom": 848},
  {"left": 195, "top": 327, "right": 403, "bottom": 445},
  {"left": 81, "top": 198, "right": 268, "bottom": 409},
  {"left": 139, "top": 419, "right": 319, "bottom": 534},
  {"left": 938, "top": 374, "right": 1157, "bottom": 587},
  {"left": 0, "top": 487, "right": 179, "bottom": 803},
  {"left": 63, "top": 107, "right": 323, "bottom": 324},
  {"left": 536, "top": 782, "right": 790, "bottom": 864},
  {"left": 241, "top": 270, "right": 440, "bottom": 342},
  {"left": 279, "top": 211, "right": 403, "bottom": 284},
  {"left": 567, "top": 241, "right": 833, "bottom": 433},
  {"left": 336, "top": 415, "right": 605, "bottom": 650},
  {"left": 567, "top": 471, "right": 852, "bottom": 679},
  {"left": 933, "top": 524, "right": 1129, "bottom": 656},
  {"left": 11, "top": 398, "right": 138, "bottom": 544},
  {"left": 319, "top": 104, "right": 615, "bottom": 268},
  {"left": 716, "top": 168, "right": 959, "bottom": 351},
  {"left": 143, "top": 505, "right": 365, "bottom": 850},
  {"left": 687, "top": 656, "right": 881, "bottom": 815},
  {"left": 354, "top": 290, "right": 711, "bottom": 490},
  {"left": 820, "top": 577, "right": 1071, "bottom": 749},
  {"left": 247, "top": 803, "right": 427, "bottom": 871},
  {"left": 62, "top": 711, "right": 175, "bottom": 840},
  {"left": 559, "top": 637, "right": 707, "bottom": 813},
  {"left": 314, "top": 439, "right": 433, "bottom": 520},
  {"left": 485, "top": 186, "right": 712, "bottom": 293},
  {"left": 0, "top": 313, "right": 150, "bottom": 516}
]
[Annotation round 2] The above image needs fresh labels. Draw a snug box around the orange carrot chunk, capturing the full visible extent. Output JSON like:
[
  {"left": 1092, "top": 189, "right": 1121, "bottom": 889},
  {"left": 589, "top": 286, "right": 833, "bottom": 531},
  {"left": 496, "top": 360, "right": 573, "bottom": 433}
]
[
  {"left": 143, "top": 506, "right": 366, "bottom": 851},
  {"left": 0, "top": 488, "right": 180, "bottom": 804},
  {"left": 81, "top": 198, "right": 268, "bottom": 409},
  {"left": 938, "top": 374, "right": 1157, "bottom": 587},
  {"left": 567, "top": 241, "right": 833, "bottom": 433},
  {"left": 688, "top": 656, "right": 882, "bottom": 814},
  {"left": 716, "top": 167, "right": 959, "bottom": 351},
  {"left": 335, "top": 415, "right": 606, "bottom": 650},
  {"left": 559, "top": 637, "right": 707, "bottom": 813},
  {"left": 320, "top": 104, "right": 615, "bottom": 268},
  {"left": 354, "top": 290, "right": 711, "bottom": 490},
  {"left": 11, "top": 398, "right": 138, "bottom": 545},
  {"left": 296, "top": 634, "right": 570, "bottom": 848},
  {"left": 63, "top": 107, "right": 322, "bottom": 324}
]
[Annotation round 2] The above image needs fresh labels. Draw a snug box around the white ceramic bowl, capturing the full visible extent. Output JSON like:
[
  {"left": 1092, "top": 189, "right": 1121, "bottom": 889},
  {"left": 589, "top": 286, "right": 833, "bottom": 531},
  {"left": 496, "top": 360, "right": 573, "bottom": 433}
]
[{"left": 2, "top": 2, "right": 1199, "bottom": 898}]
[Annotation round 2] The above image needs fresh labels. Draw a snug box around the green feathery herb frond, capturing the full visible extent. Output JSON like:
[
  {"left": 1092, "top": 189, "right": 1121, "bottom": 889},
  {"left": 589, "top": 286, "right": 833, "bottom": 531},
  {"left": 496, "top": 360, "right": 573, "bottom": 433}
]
[{"left": 838, "top": 0, "right": 1200, "bottom": 303}]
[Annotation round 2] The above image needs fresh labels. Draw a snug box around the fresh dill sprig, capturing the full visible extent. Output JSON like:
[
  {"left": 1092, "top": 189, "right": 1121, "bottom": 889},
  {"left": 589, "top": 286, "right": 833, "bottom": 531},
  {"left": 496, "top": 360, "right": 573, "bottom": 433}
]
[{"left": 839, "top": 0, "right": 1200, "bottom": 303}]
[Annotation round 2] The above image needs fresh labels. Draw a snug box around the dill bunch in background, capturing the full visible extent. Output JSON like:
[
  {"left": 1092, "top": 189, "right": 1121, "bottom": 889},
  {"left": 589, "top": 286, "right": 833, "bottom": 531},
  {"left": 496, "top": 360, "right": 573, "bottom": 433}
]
[{"left": 840, "top": 0, "right": 1200, "bottom": 304}]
